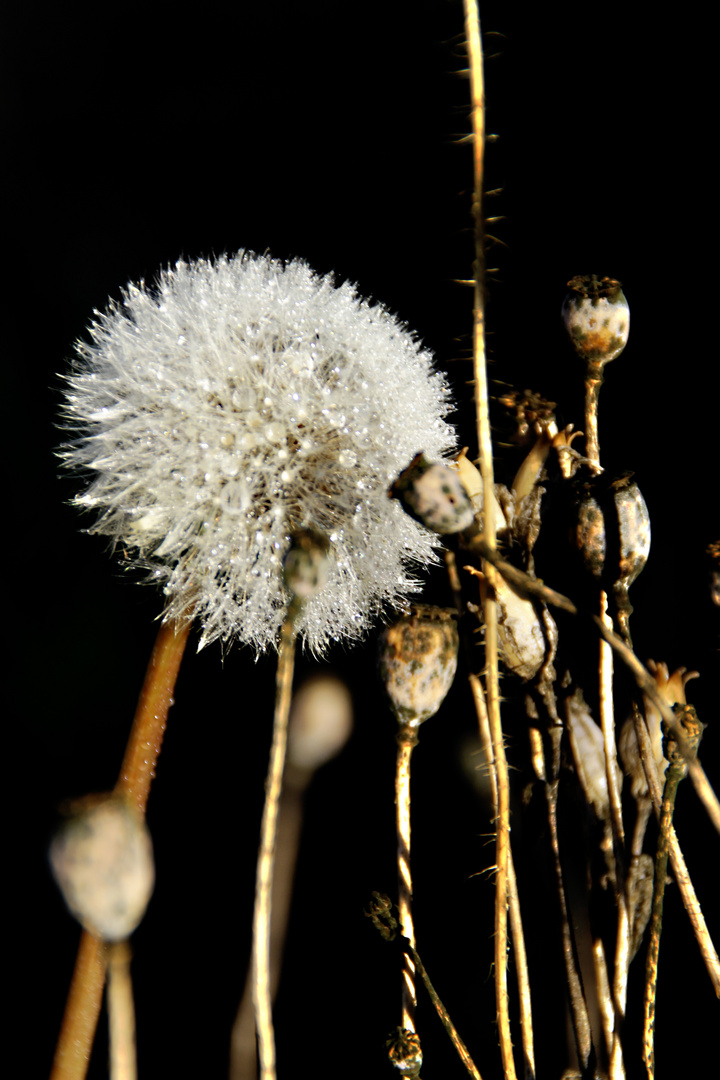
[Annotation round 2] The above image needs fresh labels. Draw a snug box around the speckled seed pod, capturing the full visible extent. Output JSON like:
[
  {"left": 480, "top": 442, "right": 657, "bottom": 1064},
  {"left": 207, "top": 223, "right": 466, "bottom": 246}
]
[
  {"left": 572, "top": 493, "right": 607, "bottom": 579},
  {"left": 378, "top": 606, "right": 459, "bottom": 727},
  {"left": 390, "top": 453, "right": 475, "bottom": 535},
  {"left": 283, "top": 529, "right": 330, "bottom": 600},
  {"left": 49, "top": 795, "right": 155, "bottom": 942},
  {"left": 562, "top": 275, "right": 630, "bottom": 365}
]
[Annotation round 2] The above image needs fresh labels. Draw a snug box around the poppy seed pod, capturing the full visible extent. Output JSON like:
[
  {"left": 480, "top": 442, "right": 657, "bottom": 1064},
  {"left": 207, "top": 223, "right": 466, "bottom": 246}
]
[
  {"left": 390, "top": 453, "right": 475, "bottom": 535},
  {"left": 569, "top": 473, "right": 650, "bottom": 640},
  {"left": 378, "top": 606, "right": 459, "bottom": 727},
  {"left": 49, "top": 795, "right": 155, "bottom": 942},
  {"left": 562, "top": 275, "right": 630, "bottom": 366}
]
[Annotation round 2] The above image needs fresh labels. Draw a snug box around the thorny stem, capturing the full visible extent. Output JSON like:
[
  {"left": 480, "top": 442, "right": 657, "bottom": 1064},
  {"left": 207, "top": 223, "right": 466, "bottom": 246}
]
[
  {"left": 253, "top": 613, "right": 299, "bottom": 1080},
  {"left": 50, "top": 619, "right": 191, "bottom": 1080},
  {"left": 464, "top": 6, "right": 517, "bottom": 1079},
  {"left": 396, "top": 725, "right": 420, "bottom": 1033}
]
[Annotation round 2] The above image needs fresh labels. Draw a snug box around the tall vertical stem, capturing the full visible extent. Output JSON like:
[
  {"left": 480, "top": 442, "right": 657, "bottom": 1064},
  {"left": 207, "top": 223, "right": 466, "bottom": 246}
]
[
  {"left": 464, "top": 5, "right": 516, "bottom": 1078},
  {"left": 253, "top": 617, "right": 298, "bottom": 1080}
]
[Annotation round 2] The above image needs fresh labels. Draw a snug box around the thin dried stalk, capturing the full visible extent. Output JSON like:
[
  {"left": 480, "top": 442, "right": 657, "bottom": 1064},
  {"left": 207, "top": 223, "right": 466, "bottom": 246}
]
[
  {"left": 51, "top": 619, "right": 191, "bottom": 1080},
  {"left": 469, "top": 674, "right": 536, "bottom": 1080},
  {"left": 598, "top": 594, "right": 627, "bottom": 1080},
  {"left": 631, "top": 708, "right": 720, "bottom": 998},
  {"left": 406, "top": 939, "right": 484, "bottom": 1080},
  {"left": 107, "top": 942, "right": 136, "bottom": 1080},
  {"left": 464, "top": 5, "right": 517, "bottom": 1078},
  {"left": 396, "top": 725, "right": 420, "bottom": 1033},
  {"left": 253, "top": 616, "right": 298, "bottom": 1080}
]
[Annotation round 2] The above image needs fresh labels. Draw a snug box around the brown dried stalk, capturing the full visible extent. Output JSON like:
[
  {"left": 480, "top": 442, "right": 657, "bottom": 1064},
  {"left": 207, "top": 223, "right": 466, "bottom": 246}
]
[
  {"left": 51, "top": 619, "right": 190, "bottom": 1080},
  {"left": 464, "top": 4, "right": 517, "bottom": 1078}
]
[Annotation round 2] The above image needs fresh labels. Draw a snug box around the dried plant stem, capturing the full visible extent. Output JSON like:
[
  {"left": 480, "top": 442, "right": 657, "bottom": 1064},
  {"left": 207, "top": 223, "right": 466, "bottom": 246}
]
[
  {"left": 583, "top": 365, "right": 604, "bottom": 468},
  {"left": 406, "top": 939, "right": 484, "bottom": 1080},
  {"left": 469, "top": 674, "right": 536, "bottom": 1080},
  {"left": 253, "top": 615, "right": 298, "bottom": 1080},
  {"left": 642, "top": 759, "right": 686, "bottom": 1078},
  {"left": 631, "top": 708, "right": 720, "bottom": 997},
  {"left": 464, "top": 6, "right": 517, "bottom": 1078},
  {"left": 598, "top": 594, "right": 627, "bottom": 1080},
  {"left": 592, "top": 938, "right": 615, "bottom": 1063},
  {"left": 468, "top": 539, "right": 720, "bottom": 836},
  {"left": 230, "top": 778, "right": 305, "bottom": 1080},
  {"left": 546, "top": 768, "right": 593, "bottom": 1067},
  {"left": 51, "top": 619, "right": 190, "bottom": 1080},
  {"left": 107, "top": 942, "right": 136, "bottom": 1080},
  {"left": 396, "top": 724, "right": 420, "bottom": 1032}
]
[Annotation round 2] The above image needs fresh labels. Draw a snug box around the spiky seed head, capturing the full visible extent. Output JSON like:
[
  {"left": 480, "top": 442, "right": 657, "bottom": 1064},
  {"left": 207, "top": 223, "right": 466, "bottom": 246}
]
[
  {"left": 562, "top": 275, "right": 630, "bottom": 365},
  {"left": 378, "top": 605, "right": 459, "bottom": 727},
  {"left": 61, "top": 252, "right": 456, "bottom": 653}
]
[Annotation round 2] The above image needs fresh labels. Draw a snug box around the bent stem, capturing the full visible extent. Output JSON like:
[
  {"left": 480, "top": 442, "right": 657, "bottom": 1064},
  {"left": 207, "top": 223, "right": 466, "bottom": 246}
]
[
  {"left": 252, "top": 614, "right": 299, "bottom": 1080},
  {"left": 51, "top": 619, "right": 191, "bottom": 1080}
]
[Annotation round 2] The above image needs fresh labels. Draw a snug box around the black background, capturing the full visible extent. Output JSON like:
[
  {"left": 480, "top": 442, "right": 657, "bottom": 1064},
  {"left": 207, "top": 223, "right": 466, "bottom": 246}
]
[{"left": 7, "top": 2, "right": 717, "bottom": 1077}]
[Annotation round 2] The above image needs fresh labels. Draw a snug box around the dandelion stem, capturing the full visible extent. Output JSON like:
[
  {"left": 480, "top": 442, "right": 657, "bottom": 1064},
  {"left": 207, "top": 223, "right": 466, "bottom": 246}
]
[
  {"left": 464, "top": 5, "right": 516, "bottom": 1077},
  {"left": 253, "top": 614, "right": 298, "bottom": 1080},
  {"left": 50, "top": 619, "right": 190, "bottom": 1080}
]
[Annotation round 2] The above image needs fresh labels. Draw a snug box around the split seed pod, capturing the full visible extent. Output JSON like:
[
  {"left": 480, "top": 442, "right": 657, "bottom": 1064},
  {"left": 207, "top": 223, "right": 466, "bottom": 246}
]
[{"left": 378, "top": 606, "right": 459, "bottom": 726}]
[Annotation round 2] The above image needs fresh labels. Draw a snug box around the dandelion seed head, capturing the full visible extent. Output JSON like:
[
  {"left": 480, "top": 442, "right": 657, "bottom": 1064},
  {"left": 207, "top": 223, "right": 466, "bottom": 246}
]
[{"left": 62, "top": 251, "right": 456, "bottom": 653}]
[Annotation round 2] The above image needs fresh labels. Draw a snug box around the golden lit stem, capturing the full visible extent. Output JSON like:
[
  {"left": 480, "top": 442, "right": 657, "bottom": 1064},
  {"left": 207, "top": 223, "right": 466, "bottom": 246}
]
[
  {"left": 396, "top": 725, "right": 420, "bottom": 1032},
  {"left": 253, "top": 617, "right": 298, "bottom": 1080},
  {"left": 464, "top": 5, "right": 516, "bottom": 1077}
]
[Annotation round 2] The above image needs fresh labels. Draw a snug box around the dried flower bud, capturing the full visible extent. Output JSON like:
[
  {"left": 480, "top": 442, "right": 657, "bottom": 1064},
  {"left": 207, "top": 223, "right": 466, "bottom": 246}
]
[
  {"left": 283, "top": 529, "right": 330, "bottom": 600},
  {"left": 287, "top": 674, "right": 353, "bottom": 772},
  {"left": 378, "top": 606, "right": 459, "bottom": 726},
  {"left": 619, "top": 661, "right": 699, "bottom": 798},
  {"left": 391, "top": 453, "right": 475, "bottom": 535},
  {"left": 562, "top": 275, "right": 630, "bottom": 365},
  {"left": 386, "top": 1027, "right": 423, "bottom": 1077},
  {"left": 49, "top": 795, "right": 155, "bottom": 942}
]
